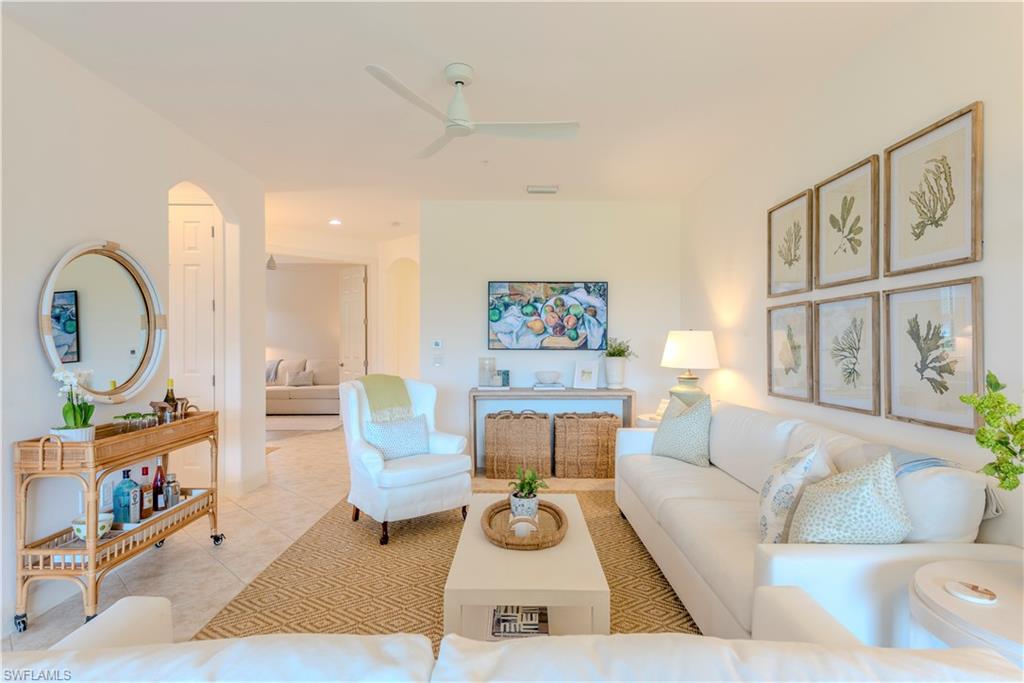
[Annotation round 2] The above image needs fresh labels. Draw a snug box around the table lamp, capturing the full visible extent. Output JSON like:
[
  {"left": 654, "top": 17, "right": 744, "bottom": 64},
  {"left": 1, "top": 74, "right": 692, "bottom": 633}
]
[{"left": 660, "top": 330, "right": 720, "bottom": 405}]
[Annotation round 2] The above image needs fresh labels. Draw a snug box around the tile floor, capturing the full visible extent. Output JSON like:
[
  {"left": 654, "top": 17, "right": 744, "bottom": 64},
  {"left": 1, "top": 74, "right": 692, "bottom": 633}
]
[{"left": 6, "top": 427, "right": 612, "bottom": 652}]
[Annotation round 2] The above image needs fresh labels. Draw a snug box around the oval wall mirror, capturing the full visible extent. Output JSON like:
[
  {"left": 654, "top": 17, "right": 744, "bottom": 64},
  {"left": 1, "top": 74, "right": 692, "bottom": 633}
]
[{"left": 39, "top": 241, "right": 165, "bottom": 403}]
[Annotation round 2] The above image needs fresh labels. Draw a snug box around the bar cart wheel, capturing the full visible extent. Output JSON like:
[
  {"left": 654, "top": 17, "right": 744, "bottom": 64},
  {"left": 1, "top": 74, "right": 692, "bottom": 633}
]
[
  {"left": 154, "top": 540, "right": 165, "bottom": 548},
  {"left": 211, "top": 533, "right": 225, "bottom": 546},
  {"left": 14, "top": 614, "right": 27, "bottom": 632},
  {"left": 85, "top": 615, "right": 96, "bottom": 623}
]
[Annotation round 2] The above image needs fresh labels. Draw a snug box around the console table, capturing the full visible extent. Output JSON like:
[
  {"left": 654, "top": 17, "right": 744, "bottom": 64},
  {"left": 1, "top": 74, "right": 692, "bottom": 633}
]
[{"left": 468, "top": 387, "right": 637, "bottom": 461}]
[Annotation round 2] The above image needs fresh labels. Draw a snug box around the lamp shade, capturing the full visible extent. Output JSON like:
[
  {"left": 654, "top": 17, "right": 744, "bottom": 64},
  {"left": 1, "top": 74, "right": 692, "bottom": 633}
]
[{"left": 660, "top": 330, "right": 720, "bottom": 370}]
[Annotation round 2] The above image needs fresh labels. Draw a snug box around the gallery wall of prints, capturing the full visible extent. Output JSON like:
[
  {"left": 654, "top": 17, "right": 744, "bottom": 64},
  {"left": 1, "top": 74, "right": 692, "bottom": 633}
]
[{"left": 766, "top": 103, "right": 983, "bottom": 433}]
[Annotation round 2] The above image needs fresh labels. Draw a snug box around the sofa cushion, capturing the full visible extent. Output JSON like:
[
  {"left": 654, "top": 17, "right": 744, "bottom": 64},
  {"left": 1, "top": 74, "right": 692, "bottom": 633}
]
[
  {"left": 619, "top": 455, "right": 754, "bottom": 520},
  {"left": 265, "top": 386, "right": 291, "bottom": 398},
  {"left": 377, "top": 452, "right": 472, "bottom": 488},
  {"left": 709, "top": 403, "right": 802, "bottom": 491},
  {"left": 657, "top": 497, "right": 760, "bottom": 631},
  {"left": 652, "top": 396, "right": 711, "bottom": 466},
  {"left": 307, "top": 359, "right": 340, "bottom": 386},
  {"left": 286, "top": 385, "right": 340, "bottom": 400},
  {"left": 274, "top": 359, "right": 306, "bottom": 386},
  {"left": 785, "top": 422, "right": 887, "bottom": 471}
]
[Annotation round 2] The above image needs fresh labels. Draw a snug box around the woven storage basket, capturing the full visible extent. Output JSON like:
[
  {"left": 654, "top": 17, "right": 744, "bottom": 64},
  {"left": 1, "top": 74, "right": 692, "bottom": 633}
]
[
  {"left": 554, "top": 412, "right": 622, "bottom": 478},
  {"left": 484, "top": 410, "right": 552, "bottom": 478}
]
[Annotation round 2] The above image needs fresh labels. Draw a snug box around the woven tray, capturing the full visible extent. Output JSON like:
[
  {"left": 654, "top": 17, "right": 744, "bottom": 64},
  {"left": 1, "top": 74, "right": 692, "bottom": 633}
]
[{"left": 480, "top": 499, "right": 568, "bottom": 551}]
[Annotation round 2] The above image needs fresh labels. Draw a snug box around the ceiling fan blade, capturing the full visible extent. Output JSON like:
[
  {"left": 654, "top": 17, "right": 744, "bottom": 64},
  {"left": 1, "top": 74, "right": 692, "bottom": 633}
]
[
  {"left": 365, "top": 65, "right": 447, "bottom": 122},
  {"left": 473, "top": 121, "right": 580, "bottom": 140},
  {"left": 415, "top": 134, "right": 454, "bottom": 159}
]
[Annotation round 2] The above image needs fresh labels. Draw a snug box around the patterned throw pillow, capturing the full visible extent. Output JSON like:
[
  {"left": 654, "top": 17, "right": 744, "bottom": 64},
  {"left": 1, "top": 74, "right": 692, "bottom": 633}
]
[
  {"left": 758, "top": 440, "right": 833, "bottom": 543},
  {"left": 286, "top": 370, "right": 314, "bottom": 387},
  {"left": 651, "top": 396, "right": 711, "bottom": 466},
  {"left": 363, "top": 415, "right": 430, "bottom": 460},
  {"left": 789, "top": 453, "right": 912, "bottom": 544}
]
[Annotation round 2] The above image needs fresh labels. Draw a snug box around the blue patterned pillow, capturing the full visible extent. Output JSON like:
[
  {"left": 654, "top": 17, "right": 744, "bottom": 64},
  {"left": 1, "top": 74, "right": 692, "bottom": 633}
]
[
  {"left": 758, "top": 440, "right": 833, "bottom": 543},
  {"left": 651, "top": 396, "right": 711, "bottom": 466},
  {"left": 363, "top": 415, "right": 429, "bottom": 460}
]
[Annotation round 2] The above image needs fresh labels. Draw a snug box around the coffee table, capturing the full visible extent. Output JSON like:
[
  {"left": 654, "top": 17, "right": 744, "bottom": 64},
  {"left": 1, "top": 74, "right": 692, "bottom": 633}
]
[{"left": 443, "top": 493, "right": 610, "bottom": 639}]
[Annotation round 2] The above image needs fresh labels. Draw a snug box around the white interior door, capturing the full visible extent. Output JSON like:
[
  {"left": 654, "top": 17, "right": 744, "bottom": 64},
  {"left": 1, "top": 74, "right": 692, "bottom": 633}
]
[
  {"left": 339, "top": 265, "right": 367, "bottom": 382},
  {"left": 169, "top": 204, "right": 218, "bottom": 487}
]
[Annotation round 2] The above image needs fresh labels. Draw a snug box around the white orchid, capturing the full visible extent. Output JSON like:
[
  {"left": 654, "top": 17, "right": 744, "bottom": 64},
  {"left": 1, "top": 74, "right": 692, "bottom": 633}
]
[{"left": 52, "top": 367, "right": 96, "bottom": 429}]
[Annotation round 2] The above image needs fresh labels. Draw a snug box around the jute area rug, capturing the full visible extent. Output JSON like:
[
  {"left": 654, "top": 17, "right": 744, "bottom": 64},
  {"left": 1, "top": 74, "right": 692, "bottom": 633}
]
[{"left": 195, "top": 490, "right": 699, "bottom": 649}]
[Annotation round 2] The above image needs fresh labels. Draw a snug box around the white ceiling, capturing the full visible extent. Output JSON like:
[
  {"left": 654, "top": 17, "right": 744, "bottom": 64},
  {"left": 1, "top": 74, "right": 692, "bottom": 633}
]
[{"left": 7, "top": 2, "right": 922, "bottom": 240}]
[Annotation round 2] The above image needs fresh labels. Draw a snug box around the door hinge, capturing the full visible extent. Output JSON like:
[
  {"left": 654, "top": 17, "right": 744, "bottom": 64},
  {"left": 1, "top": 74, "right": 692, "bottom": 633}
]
[
  {"left": 211, "top": 225, "right": 215, "bottom": 237},
  {"left": 212, "top": 374, "right": 216, "bottom": 387},
  {"left": 212, "top": 299, "right": 216, "bottom": 311},
  {"left": 363, "top": 275, "right": 367, "bottom": 285}
]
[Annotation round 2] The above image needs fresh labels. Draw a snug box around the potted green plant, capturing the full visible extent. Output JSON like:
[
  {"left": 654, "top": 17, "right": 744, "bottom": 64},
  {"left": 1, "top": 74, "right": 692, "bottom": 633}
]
[
  {"left": 602, "top": 337, "right": 637, "bottom": 389},
  {"left": 51, "top": 369, "right": 96, "bottom": 442},
  {"left": 960, "top": 371, "right": 1023, "bottom": 491},
  {"left": 508, "top": 466, "right": 548, "bottom": 518}
]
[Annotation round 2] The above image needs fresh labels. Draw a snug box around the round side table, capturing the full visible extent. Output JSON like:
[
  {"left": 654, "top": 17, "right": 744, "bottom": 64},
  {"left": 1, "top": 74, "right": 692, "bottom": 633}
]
[{"left": 909, "top": 560, "right": 1023, "bottom": 668}]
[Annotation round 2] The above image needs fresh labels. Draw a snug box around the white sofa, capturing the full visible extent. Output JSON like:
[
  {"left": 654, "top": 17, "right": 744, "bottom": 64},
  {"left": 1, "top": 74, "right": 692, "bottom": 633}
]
[
  {"left": 266, "top": 358, "right": 341, "bottom": 415},
  {"left": 615, "top": 401, "right": 1022, "bottom": 648},
  {"left": 6, "top": 592, "right": 1017, "bottom": 681}
]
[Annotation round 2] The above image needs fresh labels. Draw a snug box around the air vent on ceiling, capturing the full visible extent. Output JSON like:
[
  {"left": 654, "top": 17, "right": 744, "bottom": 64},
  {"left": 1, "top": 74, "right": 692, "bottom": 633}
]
[{"left": 526, "top": 185, "right": 559, "bottom": 195}]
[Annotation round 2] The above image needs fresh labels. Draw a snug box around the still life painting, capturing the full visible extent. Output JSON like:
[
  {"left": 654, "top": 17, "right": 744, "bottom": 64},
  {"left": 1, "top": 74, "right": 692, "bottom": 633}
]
[
  {"left": 884, "top": 277, "right": 981, "bottom": 432},
  {"left": 51, "top": 290, "right": 80, "bottom": 363},
  {"left": 815, "top": 293, "right": 879, "bottom": 415},
  {"left": 488, "top": 281, "right": 608, "bottom": 350},
  {"left": 814, "top": 156, "right": 878, "bottom": 288},
  {"left": 768, "top": 190, "right": 813, "bottom": 297},
  {"left": 885, "top": 102, "right": 982, "bottom": 276},
  {"left": 767, "top": 301, "right": 812, "bottom": 401}
]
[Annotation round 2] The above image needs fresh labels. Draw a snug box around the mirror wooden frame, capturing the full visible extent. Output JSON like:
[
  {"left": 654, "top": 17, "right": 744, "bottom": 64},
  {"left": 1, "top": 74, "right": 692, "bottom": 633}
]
[{"left": 38, "top": 240, "right": 166, "bottom": 404}]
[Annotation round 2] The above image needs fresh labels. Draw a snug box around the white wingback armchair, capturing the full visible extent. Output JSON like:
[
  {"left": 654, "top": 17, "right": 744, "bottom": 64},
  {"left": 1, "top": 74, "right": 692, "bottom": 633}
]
[{"left": 340, "top": 379, "right": 472, "bottom": 544}]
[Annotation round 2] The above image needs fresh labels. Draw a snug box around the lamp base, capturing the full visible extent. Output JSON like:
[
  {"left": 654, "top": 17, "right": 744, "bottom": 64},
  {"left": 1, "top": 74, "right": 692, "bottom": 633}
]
[{"left": 668, "top": 372, "right": 706, "bottom": 407}]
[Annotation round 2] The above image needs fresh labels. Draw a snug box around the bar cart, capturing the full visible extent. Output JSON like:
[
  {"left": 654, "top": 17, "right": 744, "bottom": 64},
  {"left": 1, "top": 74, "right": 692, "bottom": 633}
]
[{"left": 12, "top": 411, "right": 222, "bottom": 632}]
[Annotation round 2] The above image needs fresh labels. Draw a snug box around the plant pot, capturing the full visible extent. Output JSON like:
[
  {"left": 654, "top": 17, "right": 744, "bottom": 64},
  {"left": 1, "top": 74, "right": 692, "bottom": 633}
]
[
  {"left": 50, "top": 425, "right": 95, "bottom": 443},
  {"left": 510, "top": 493, "right": 539, "bottom": 519},
  {"left": 605, "top": 357, "right": 626, "bottom": 389}
]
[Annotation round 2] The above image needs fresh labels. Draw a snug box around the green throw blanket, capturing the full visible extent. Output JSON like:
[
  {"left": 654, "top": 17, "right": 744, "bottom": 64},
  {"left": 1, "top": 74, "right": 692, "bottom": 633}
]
[{"left": 358, "top": 374, "right": 413, "bottom": 422}]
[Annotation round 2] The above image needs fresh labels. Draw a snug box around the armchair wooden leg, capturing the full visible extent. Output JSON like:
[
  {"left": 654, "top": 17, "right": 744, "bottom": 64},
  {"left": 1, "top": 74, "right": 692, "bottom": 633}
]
[
  {"left": 351, "top": 506, "right": 360, "bottom": 522},
  {"left": 380, "top": 521, "right": 389, "bottom": 545},
  {"left": 619, "top": 508, "right": 627, "bottom": 520},
  {"left": 461, "top": 505, "right": 468, "bottom": 521}
]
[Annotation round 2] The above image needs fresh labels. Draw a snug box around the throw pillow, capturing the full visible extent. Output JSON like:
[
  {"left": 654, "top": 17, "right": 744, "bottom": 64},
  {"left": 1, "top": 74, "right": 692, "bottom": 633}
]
[
  {"left": 286, "top": 370, "right": 314, "bottom": 387},
  {"left": 363, "top": 415, "right": 430, "bottom": 460},
  {"left": 651, "top": 396, "right": 711, "bottom": 466},
  {"left": 789, "top": 453, "right": 912, "bottom": 544},
  {"left": 891, "top": 448, "right": 989, "bottom": 543},
  {"left": 757, "top": 439, "right": 833, "bottom": 543}
]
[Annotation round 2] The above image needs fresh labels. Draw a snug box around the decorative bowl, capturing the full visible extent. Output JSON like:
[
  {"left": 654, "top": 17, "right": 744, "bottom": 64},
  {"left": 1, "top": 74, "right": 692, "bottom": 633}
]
[
  {"left": 71, "top": 512, "right": 114, "bottom": 541},
  {"left": 534, "top": 371, "right": 561, "bottom": 385}
]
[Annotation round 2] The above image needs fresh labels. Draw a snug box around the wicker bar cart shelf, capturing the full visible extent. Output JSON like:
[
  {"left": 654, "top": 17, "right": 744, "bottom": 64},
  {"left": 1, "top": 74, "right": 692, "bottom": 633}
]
[{"left": 12, "top": 411, "right": 221, "bottom": 633}]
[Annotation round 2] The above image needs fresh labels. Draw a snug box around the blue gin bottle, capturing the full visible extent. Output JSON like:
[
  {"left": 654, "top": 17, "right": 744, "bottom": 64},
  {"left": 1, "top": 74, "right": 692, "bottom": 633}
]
[{"left": 113, "top": 469, "right": 140, "bottom": 524}]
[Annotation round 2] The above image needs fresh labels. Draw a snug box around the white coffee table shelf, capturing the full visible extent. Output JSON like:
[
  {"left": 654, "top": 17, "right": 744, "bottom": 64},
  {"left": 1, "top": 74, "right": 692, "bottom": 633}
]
[{"left": 444, "top": 493, "right": 610, "bottom": 640}]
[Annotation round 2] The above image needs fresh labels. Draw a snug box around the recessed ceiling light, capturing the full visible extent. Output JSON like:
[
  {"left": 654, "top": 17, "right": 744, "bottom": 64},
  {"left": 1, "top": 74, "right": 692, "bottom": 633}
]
[
  {"left": 328, "top": 218, "right": 343, "bottom": 226},
  {"left": 391, "top": 221, "right": 402, "bottom": 227}
]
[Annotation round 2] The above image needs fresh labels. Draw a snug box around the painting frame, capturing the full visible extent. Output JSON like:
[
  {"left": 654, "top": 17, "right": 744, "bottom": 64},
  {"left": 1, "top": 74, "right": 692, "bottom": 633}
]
[
  {"left": 767, "top": 190, "right": 813, "bottom": 298},
  {"left": 883, "top": 277, "right": 983, "bottom": 433},
  {"left": 813, "top": 292, "right": 880, "bottom": 416},
  {"left": 813, "top": 155, "right": 879, "bottom": 289},
  {"left": 487, "top": 281, "right": 609, "bottom": 351},
  {"left": 884, "top": 102, "right": 983, "bottom": 277},
  {"left": 51, "top": 289, "right": 80, "bottom": 364},
  {"left": 573, "top": 360, "right": 600, "bottom": 390},
  {"left": 766, "top": 301, "right": 813, "bottom": 402}
]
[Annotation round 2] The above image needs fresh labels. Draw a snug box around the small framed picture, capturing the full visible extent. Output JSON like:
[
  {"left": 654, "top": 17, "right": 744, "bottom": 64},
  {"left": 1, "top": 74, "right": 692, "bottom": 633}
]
[
  {"left": 767, "top": 190, "right": 813, "bottom": 297},
  {"left": 884, "top": 277, "right": 982, "bottom": 433},
  {"left": 767, "top": 302, "right": 813, "bottom": 402},
  {"left": 814, "top": 156, "right": 879, "bottom": 288},
  {"left": 573, "top": 360, "right": 599, "bottom": 389},
  {"left": 814, "top": 293, "right": 880, "bottom": 415},
  {"left": 885, "top": 102, "right": 983, "bottom": 276}
]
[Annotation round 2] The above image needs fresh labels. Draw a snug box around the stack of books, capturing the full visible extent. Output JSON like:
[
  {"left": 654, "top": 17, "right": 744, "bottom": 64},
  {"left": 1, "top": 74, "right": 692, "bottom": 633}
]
[
  {"left": 532, "top": 382, "right": 566, "bottom": 391},
  {"left": 491, "top": 606, "right": 549, "bottom": 638}
]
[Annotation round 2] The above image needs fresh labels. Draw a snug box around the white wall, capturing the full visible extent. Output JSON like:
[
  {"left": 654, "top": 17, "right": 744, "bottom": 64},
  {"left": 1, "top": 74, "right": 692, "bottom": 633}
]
[
  {"left": 1, "top": 19, "right": 267, "bottom": 630},
  {"left": 420, "top": 200, "right": 683, "bottom": 452},
  {"left": 266, "top": 265, "right": 341, "bottom": 361},
  {"left": 678, "top": 3, "right": 1023, "bottom": 546}
]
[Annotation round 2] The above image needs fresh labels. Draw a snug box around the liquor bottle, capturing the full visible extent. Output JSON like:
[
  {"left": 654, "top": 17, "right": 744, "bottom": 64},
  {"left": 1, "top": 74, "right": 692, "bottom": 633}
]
[
  {"left": 113, "top": 470, "right": 140, "bottom": 524},
  {"left": 152, "top": 464, "right": 167, "bottom": 511},
  {"left": 163, "top": 378, "right": 178, "bottom": 415},
  {"left": 140, "top": 466, "right": 153, "bottom": 519},
  {"left": 166, "top": 473, "right": 181, "bottom": 507}
]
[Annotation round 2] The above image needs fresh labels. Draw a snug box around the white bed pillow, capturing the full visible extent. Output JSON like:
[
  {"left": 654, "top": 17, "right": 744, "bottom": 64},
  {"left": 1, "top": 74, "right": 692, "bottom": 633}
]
[{"left": 758, "top": 439, "right": 834, "bottom": 543}]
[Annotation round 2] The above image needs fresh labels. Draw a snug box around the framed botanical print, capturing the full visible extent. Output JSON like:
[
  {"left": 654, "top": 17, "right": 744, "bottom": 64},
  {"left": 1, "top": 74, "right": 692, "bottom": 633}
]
[
  {"left": 814, "top": 156, "right": 879, "bottom": 288},
  {"left": 884, "top": 102, "right": 983, "bottom": 276},
  {"left": 767, "top": 190, "right": 813, "bottom": 297},
  {"left": 814, "top": 293, "right": 879, "bottom": 415},
  {"left": 767, "top": 301, "right": 812, "bottom": 402},
  {"left": 884, "top": 277, "right": 982, "bottom": 433}
]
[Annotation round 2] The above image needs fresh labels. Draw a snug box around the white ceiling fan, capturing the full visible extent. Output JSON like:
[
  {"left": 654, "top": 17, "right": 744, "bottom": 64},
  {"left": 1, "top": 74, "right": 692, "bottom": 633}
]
[{"left": 365, "top": 62, "right": 580, "bottom": 158}]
